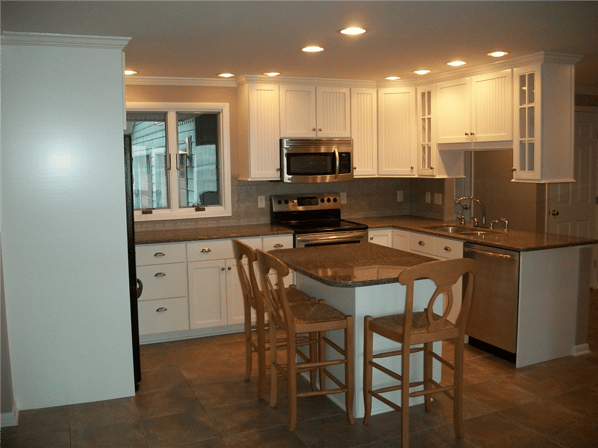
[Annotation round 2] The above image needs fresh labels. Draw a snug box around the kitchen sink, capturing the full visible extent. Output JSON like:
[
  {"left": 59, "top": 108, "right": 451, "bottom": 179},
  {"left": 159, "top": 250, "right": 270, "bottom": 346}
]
[{"left": 429, "top": 225, "right": 492, "bottom": 236}]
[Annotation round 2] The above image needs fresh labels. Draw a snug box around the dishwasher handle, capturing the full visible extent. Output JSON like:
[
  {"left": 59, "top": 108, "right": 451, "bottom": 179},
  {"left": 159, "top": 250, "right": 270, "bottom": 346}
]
[{"left": 464, "top": 247, "right": 517, "bottom": 261}]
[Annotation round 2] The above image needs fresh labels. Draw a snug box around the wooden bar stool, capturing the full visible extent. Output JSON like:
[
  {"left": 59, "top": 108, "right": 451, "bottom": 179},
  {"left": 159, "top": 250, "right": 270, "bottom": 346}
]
[
  {"left": 363, "top": 258, "right": 478, "bottom": 448},
  {"left": 231, "top": 239, "right": 313, "bottom": 400},
  {"left": 255, "top": 249, "right": 355, "bottom": 431}
]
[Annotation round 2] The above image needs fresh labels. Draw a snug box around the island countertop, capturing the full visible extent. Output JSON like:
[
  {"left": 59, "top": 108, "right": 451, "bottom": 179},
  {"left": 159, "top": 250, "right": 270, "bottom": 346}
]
[{"left": 271, "top": 242, "right": 435, "bottom": 288}]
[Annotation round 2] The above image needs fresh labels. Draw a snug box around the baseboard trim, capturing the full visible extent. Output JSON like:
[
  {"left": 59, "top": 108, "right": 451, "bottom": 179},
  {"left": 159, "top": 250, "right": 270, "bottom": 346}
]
[
  {"left": 1, "top": 401, "right": 19, "bottom": 427},
  {"left": 572, "top": 343, "right": 591, "bottom": 357}
]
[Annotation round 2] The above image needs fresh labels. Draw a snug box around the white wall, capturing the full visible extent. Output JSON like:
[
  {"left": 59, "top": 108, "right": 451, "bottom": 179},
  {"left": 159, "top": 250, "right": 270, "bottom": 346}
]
[{"left": 1, "top": 33, "right": 135, "bottom": 410}]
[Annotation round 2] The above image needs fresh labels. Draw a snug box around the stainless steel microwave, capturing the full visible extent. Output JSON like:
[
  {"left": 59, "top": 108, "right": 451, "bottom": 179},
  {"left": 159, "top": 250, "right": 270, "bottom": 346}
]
[{"left": 280, "top": 138, "right": 354, "bottom": 183}]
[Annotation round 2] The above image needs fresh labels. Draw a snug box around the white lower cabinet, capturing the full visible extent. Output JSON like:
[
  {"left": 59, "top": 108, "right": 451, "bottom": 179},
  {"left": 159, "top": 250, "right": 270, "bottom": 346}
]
[
  {"left": 138, "top": 297, "right": 189, "bottom": 336},
  {"left": 136, "top": 243, "right": 189, "bottom": 336},
  {"left": 368, "top": 228, "right": 393, "bottom": 247}
]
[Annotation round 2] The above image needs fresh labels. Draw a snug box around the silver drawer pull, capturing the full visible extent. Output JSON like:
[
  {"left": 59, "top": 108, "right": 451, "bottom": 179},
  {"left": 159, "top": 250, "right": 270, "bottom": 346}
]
[
  {"left": 418, "top": 241, "right": 425, "bottom": 246},
  {"left": 156, "top": 307, "right": 167, "bottom": 312},
  {"left": 154, "top": 252, "right": 165, "bottom": 257},
  {"left": 154, "top": 272, "right": 166, "bottom": 277},
  {"left": 201, "top": 248, "right": 212, "bottom": 253},
  {"left": 274, "top": 243, "right": 284, "bottom": 248},
  {"left": 444, "top": 246, "right": 452, "bottom": 252}
]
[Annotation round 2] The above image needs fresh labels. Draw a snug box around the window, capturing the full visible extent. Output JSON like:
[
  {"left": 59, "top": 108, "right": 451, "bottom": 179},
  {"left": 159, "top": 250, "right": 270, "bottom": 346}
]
[{"left": 126, "top": 103, "right": 231, "bottom": 220}]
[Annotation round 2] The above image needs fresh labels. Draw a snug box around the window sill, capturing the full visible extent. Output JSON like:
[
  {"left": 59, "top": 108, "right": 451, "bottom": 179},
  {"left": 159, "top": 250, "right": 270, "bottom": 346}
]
[{"left": 134, "top": 206, "right": 232, "bottom": 222}]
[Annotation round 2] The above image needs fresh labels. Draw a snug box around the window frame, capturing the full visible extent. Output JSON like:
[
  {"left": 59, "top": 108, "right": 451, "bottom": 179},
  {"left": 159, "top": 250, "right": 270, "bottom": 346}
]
[{"left": 126, "top": 102, "right": 232, "bottom": 221}]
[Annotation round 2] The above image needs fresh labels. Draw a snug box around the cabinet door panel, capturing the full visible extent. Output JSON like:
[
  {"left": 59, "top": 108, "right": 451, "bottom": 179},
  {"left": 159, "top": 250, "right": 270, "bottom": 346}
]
[
  {"left": 248, "top": 84, "right": 281, "bottom": 179},
  {"left": 280, "top": 85, "right": 316, "bottom": 137},
  {"left": 436, "top": 78, "right": 471, "bottom": 144},
  {"left": 378, "top": 87, "right": 416, "bottom": 176},
  {"left": 351, "top": 88, "right": 378, "bottom": 177},
  {"left": 188, "top": 260, "right": 227, "bottom": 329},
  {"left": 226, "top": 259, "right": 246, "bottom": 325},
  {"left": 316, "top": 87, "right": 350, "bottom": 137},
  {"left": 471, "top": 70, "right": 512, "bottom": 142}
]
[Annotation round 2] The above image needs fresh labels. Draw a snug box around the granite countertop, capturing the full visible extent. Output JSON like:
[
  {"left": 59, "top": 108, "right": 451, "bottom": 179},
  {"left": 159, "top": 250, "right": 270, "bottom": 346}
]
[
  {"left": 135, "top": 224, "right": 292, "bottom": 245},
  {"left": 358, "top": 216, "right": 598, "bottom": 251},
  {"left": 272, "top": 242, "right": 435, "bottom": 287},
  {"left": 134, "top": 215, "right": 597, "bottom": 252}
]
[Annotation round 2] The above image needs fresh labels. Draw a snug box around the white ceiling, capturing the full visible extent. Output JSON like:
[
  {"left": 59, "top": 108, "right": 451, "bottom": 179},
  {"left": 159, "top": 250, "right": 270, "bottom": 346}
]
[{"left": 2, "top": 1, "right": 597, "bottom": 88}]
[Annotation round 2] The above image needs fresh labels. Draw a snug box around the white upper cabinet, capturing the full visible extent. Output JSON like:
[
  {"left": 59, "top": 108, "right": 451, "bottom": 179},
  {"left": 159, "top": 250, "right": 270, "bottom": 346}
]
[
  {"left": 280, "top": 85, "right": 350, "bottom": 138},
  {"left": 351, "top": 87, "right": 378, "bottom": 177},
  {"left": 237, "top": 82, "right": 281, "bottom": 181},
  {"left": 512, "top": 56, "right": 577, "bottom": 182},
  {"left": 437, "top": 69, "right": 512, "bottom": 147},
  {"left": 378, "top": 86, "right": 417, "bottom": 176}
]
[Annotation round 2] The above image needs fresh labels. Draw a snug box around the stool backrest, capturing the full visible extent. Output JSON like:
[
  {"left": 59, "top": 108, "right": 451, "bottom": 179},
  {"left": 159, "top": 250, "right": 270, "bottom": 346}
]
[
  {"left": 232, "top": 239, "right": 261, "bottom": 311},
  {"left": 255, "top": 249, "right": 292, "bottom": 330},
  {"left": 398, "top": 258, "right": 478, "bottom": 343}
]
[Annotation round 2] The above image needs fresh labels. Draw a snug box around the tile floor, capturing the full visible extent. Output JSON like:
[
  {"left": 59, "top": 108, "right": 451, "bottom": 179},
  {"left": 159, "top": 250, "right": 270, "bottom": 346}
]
[{"left": 3, "top": 290, "right": 598, "bottom": 448}]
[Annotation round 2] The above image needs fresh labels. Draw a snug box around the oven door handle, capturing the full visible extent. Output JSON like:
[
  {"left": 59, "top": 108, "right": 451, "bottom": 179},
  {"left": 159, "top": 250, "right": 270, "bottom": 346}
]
[
  {"left": 295, "top": 230, "right": 367, "bottom": 247},
  {"left": 334, "top": 147, "right": 340, "bottom": 180}
]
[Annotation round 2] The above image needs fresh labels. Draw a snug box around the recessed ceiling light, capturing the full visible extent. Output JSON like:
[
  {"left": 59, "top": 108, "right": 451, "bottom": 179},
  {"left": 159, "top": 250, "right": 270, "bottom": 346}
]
[
  {"left": 488, "top": 51, "right": 508, "bottom": 58},
  {"left": 124, "top": 70, "right": 137, "bottom": 76},
  {"left": 385, "top": 76, "right": 400, "bottom": 81},
  {"left": 302, "top": 46, "right": 324, "bottom": 53},
  {"left": 447, "top": 61, "right": 466, "bottom": 67},
  {"left": 414, "top": 70, "right": 430, "bottom": 75},
  {"left": 341, "top": 27, "right": 366, "bottom": 35},
  {"left": 218, "top": 73, "right": 235, "bottom": 78},
  {"left": 264, "top": 72, "right": 280, "bottom": 77}
]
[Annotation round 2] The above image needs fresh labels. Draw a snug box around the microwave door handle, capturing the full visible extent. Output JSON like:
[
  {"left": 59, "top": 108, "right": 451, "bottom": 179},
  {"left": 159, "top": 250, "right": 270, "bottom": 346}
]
[{"left": 334, "top": 147, "right": 339, "bottom": 179}]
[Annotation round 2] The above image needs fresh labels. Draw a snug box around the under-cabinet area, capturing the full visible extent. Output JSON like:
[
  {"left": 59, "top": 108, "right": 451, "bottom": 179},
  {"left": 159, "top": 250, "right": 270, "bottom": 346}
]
[{"left": 136, "top": 234, "right": 293, "bottom": 342}]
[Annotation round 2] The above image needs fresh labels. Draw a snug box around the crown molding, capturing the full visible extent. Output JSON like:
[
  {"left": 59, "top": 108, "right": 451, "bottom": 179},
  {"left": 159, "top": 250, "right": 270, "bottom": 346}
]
[
  {"left": 1, "top": 32, "right": 130, "bottom": 49},
  {"left": 126, "top": 76, "right": 237, "bottom": 87},
  {"left": 236, "top": 75, "right": 377, "bottom": 88}
]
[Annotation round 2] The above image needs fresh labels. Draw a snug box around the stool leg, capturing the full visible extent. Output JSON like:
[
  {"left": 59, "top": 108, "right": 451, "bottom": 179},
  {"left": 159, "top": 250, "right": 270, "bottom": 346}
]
[
  {"left": 363, "top": 316, "right": 373, "bottom": 425},
  {"left": 345, "top": 316, "right": 355, "bottom": 425},
  {"left": 319, "top": 331, "right": 326, "bottom": 391},
  {"left": 423, "top": 342, "right": 433, "bottom": 412},
  {"left": 287, "top": 331, "right": 298, "bottom": 431},
  {"left": 454, "top": 337, "right": 465, "bottom": 438},
  {"left": 401, "top": 345, "right": 411, "bottom": 448},
  {"left": 309, "top": 332, "right": 318, "bottom": 391},
  {"left": 269, "top": 323, "right": 278, "bottom": 408},
  {"left": 244, "top": 304, "right": 253, "bottom": 383},
  {"left": 256, "top": 310, "right": 266, "bottom": 400}
]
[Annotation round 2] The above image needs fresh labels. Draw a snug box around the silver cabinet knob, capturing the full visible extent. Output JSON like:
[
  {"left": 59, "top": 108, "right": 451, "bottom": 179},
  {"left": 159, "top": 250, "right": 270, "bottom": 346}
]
[
  {"left": 154, "top": 272, "right": 166, "bottom": 277},
  {"left": 154, "top": 252, "right": 165, "bottom": 257},
  {"left": 156, "top": 307, "right": 167, "bottom": 312},
  {"left": 201, "top": 248, "right": 212, "bottom": 253}
]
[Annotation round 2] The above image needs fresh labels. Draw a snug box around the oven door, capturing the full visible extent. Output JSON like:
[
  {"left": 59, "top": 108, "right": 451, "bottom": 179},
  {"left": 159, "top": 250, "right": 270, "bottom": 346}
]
[{"left": 295, "top": 230, "right": 367, "bottom": 248}]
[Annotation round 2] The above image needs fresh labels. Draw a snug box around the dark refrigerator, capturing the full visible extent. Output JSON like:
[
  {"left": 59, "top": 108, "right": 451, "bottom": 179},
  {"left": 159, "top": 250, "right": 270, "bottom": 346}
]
[{"left": 124, "top": 135, "right": 142, "bottom": 390}]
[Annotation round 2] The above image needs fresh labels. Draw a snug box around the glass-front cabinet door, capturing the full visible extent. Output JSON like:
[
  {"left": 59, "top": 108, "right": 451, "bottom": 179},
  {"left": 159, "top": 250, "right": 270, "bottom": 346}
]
[
  {"left": 417, "top": 88, "right": 435, "bottom": 175},
  {"left": 513, "top": 67, "right": 541, "bottom": 181}
]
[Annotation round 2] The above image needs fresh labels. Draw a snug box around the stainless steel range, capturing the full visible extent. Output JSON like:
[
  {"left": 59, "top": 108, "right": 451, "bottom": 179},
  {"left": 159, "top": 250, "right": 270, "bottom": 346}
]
[{"left": 270, "top": 193, "right": 368, "bottom": 248}]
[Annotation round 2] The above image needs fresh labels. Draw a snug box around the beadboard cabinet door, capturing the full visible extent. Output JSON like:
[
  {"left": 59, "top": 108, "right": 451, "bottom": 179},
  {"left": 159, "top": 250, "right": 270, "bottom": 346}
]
[
  {"left": 378, "top": 87, "right": 417, "bottom": 176},
  {"left": 351, "top": 88, "right": 378, "bottom": 177},
  {"left": 280, "top": 85, "right": 350, "bottom": 138}
]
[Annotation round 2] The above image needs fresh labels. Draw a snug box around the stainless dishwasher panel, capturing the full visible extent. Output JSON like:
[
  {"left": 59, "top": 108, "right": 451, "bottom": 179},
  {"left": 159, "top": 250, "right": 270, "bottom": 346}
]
[{"left": 463, "top": 243, "right": 520, "bottom": 353}]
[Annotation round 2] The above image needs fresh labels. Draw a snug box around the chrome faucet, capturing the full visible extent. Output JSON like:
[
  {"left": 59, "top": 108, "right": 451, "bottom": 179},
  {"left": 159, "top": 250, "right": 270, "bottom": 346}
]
[{"left": 455, "top": 196, "right": 487, "bottom": 227}]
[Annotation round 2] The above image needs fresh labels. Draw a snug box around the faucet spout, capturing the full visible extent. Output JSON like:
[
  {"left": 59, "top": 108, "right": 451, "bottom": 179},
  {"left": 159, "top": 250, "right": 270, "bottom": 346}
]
[{"left": 455, "top": 196, "right": 487, "bottom": 227}]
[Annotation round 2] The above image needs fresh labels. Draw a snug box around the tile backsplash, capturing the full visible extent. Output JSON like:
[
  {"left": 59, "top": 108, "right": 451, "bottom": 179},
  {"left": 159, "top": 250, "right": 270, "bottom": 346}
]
[{"left": 135, "top": 177, "right": 449, "bottom": 231}]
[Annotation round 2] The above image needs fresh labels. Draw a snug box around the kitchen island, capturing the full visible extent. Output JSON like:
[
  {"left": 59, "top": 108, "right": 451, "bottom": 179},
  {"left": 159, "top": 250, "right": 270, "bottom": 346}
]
[{"left": 272, "top": 243, "right": 439, "bottom": 418}]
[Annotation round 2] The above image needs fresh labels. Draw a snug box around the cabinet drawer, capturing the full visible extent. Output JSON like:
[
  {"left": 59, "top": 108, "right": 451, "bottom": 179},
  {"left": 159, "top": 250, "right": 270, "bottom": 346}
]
[
  {"left": 409, "top": 233, "right": 435, "bottom": 256},
  {"left": 433, "top": 238, "right": 463, "bottom": 259},
  {"left": 137, "top": 263, "right": 187, "bottom": 301},
  {"left": 263, "top": 235, "right": 293, "bottom": 251},
  {"left": 136, "top": 243, "right": 186, "bottom": 266},
  {"left": 187, "top": 237, "right": 261, "bottom": 262},
  {"left": 138, "top": 297, "right": 189, "bottom": 336}
]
